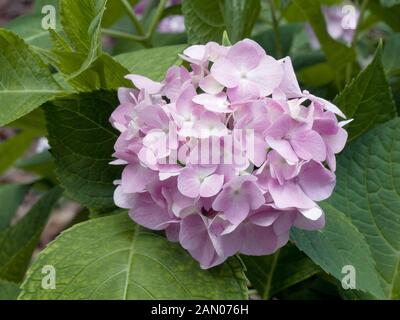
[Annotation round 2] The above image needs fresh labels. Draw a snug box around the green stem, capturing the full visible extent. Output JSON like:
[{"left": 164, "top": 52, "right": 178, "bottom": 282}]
[
  {"left": 101, "top": 28, "right": 147, "bottom": 42},
  {"left": 120, "top": 0, "right": 146, "bottom": 36},
  {"left": 351, "top": 0, "right": 369, "bottom": 48},
  {"left": 269, "top": 0, "right": 283, "bottom": 58},
  {"left": 146, "top": 0, "right": 166, "bottom": 40},
  {"left": 346, "top": 0, "right": 369, "bottom": 83},
  {"left": 263, "top": 249, "right": 280, "bottom": 300}
]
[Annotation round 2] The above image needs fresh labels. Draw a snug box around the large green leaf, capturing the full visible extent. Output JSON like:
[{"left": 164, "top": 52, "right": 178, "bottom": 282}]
[
  {"left": 0, "top": 131, "right": 37, "bottom": 175},
  {"left": 381, "top": 0, "right": 400, "bottom": 6},
  {"left": 0, "top": 280, "right": 20, "bottom": 300},
  {"left": 34, "top": 0, "right": 59, "bottom": 13},
  {"left": 368, "top": 1, "right": 400, "bottom": 32},
  {"left": 293, "top": 118, "right": 400, "bottom": 299},
  {"left": 53, "top": 0, "right": 129, "bottom": 90},
  {"left": 242, "top": 243, "right": 320, "bottom": 299},
  {"left": 45, "top": 91, "right": 122, "bottom": 211},
  {"left": 0, "top": 29, "right": 65, "bottom": 126},
  {"left": 15, "top": 151, "right": 57, "bottom": 183},
  {"left": 0, "top": 187, "right": 62, "bottom": 283},
  {"left": 60, "top": 0, "right": 106, "bottom": 56},
  {"left": 334, "top": 47, "right": 397, "bottom": 141},
  {"left": 182, "top": 0, "right": 225, "bottom": 44},
  {"left": 292, "top": 0, "right": 355, "bottom": 83},
  {"left": 7, "top": 108, "right": 47, "bottom": 135},
  {"left": 383, "top": 33, "right": 400, "bottom": 76},
  {"left": 115, "top": 44, "right": 186, "bottom": 81},
  {"left": 47, "top": 50, "right": 131, "bottom": 90},
  {"left": 19, "top": 213, "right": 248, "bottom": 300},
  {"left": 5, "top": 14, "right": 59, "bottom": 49},
  {"left": 291, "top": 208, "right": 385, "bottom": 298},
  {"left": 224, "top": 0, "right": 260, "bottom": 43},
  {"left": 0, "top": 183, "right": 30, "bottom": 230}
]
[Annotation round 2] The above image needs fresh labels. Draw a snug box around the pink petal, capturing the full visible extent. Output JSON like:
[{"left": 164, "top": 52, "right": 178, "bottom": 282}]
[
  {"left": 226, "top": 39, "right": 264, "bottom": 71},
  {"left": 179, "top": 214, "right": 225, "bottom": 269},
  {"left": 291, "top": 130, "right": 326, "bottom": 161},
  {"left": 268, "top": 179, "right": 316, "bottom": 209},
  {"left": 192, "top": 93, "right": 231, "bottom": 113},
  {"left": 199, "top": 75, "right": 224, "bottom": 94},
  {"left": 212, "top": 188, "right": 250, "bottom": 225},
  {"left": 239, "top": 224, "right": 279, "bottom": 255},
  {"left": 277, "top": 57, "right": 302, "bottom": 98},
  {"left": 114, "top": 186, "right": 135, "bottom": 209},
  {"left": 294, "top": 211, "right": 325, "bottom": 230},
  {"left": 299, "top": 206, "right": 324, "bottom": 221},
  {"left": 211, "top": 57, "right": 241, "bottom": 88},
  {"left": 125, "top": 74, "right": 163, "bottom": 94},
  {"left": 129, "top": 193, "right": 175, "bottom": 230},
  {"left": 266, "top": 137, "right": 299, "bottom": 164},
  {"left": 323, "top": 127, "right": 348, "bottom": 153},
  {"left": 121, "top": 163, "right": 156, "bottom": 193},
  {"left": 298, "top": 161, "right": 336, "bottom": 201},
  {"left": 247, "top": 56, "right": 284, "bottom": 96},
  {"left": 200, "top": 174, "right": 224, "bottom": 197}
]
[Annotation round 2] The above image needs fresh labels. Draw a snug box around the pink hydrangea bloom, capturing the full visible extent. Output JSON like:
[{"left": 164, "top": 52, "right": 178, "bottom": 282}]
[
  {"left": 306, "top": 4, "right": 360, "bottom": 49},
  {"left": 110, "top": 38, "right": 349, "bottom": 269}
]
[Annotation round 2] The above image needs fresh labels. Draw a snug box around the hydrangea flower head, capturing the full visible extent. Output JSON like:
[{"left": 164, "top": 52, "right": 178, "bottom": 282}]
[{"left": 110, "top": 39, "right": 349, "bottom": 269}]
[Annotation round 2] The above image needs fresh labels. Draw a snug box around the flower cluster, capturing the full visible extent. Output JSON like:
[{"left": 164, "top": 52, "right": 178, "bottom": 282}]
[{"left": 110, "top": 39, "right": 349, "bottom": 268}]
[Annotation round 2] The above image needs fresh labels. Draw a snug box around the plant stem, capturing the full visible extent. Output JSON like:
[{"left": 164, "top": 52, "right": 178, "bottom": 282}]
[
  {"left": 120, "top": 0, "right": 146, "bottom": 36},
  {"left": 146, "top": 0, "right": 166, "bottom": 40},
  {"left": 351, "top": 0, "right": 369, "bottom": 48},
  {"left": 103, "top": 0, "right": 166, "bottom": 48},
  {"left": 101, "top": 28, "right": 147, "bottom": 42},
  {"left": 346, "top": 0, "right": 369, "bottom": 83},
  {"left": 269, "top": 0, "right": 283, "bottom": 58}
]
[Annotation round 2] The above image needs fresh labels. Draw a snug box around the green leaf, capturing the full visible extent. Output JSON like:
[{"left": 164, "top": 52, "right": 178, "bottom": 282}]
[
  {"left": 293, "top": 118, "right": 400, "bottom": 299},
  {"left": 102, "top": 0, "right": 139, "bottom": 27},
  {"left": 383, "top": 33, "right": 400, "bottom": 76},
  {"left": 221, "top": 30, "right": 232, "bottom": 46},
  {"left": 0, "top": 280, "right": 20, "bottom": 300},
  {"left": 291, "top": 208, "right": 385, "bottom": 298},
  {"left": 182, "top": 0, "right": 225, "bottom": 44},
  {"left": 19, "top": 213, "right": 248, "bottom": 300},
  {"left": 48, "top": 51, "right": 131, "bottom": 90},
  {"left": 0, "top": 187, "right": 62, "bottom": 283},
  {"left": 115, "top": 44, "right": 186, "bottom": 81},
  {"left": 0, "top": 184, "right": 30, "bottom": 230},
  {"left": 334, "top": 46, "right": 397, "bottom": 141},
  {"left": 5, "top": 14, "right": 58, "bottom": 49},
  {"left": 0, "top": 29, "right": 65, "bottom": 126},
  {"left": 45, "top": 91, "right": 122, "bottom": 211},
  {"left": 292, "top": 0, "right": 355, "bottom": 82},
  {"left": 60, "top": 0, "right": 106, "bottom": 55},
  {"left": 7, "top": 108, "right": 47, "bottom": 135},
  {"left": 34, "top": 0, "right": 59, "bottom": 13},
  {"left": 297, "top": 62, "right": 335, "bottom": 87},
  {"left": 53, "top": 0, "right": 129, "bottom": 90},
  {"left": 0, "top": 131, "right": 36, "bottom": 175},
  {"left": 15, "top": 151, "right": 57, "bottom": 183},
  {"left": 253, "top": 24, "right": 301, "bottom": 58},
  {"left": 242, "top": 243, "right": 321, "bottom": 299},
  {"left": 223, "top": 0, "right": 260, "bottom": 43},
  {"left": 368, "top": 2, "right": 400, "bottom": 32},
  {"left": 380, "top": 0, "right": 400, "bottom": 7}
]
